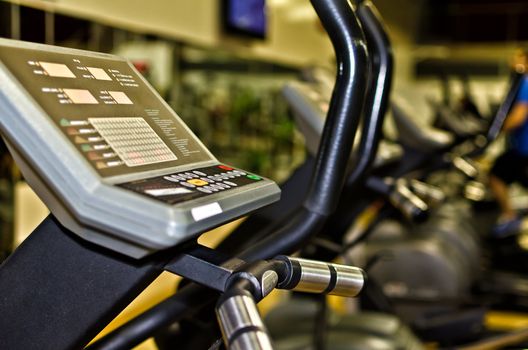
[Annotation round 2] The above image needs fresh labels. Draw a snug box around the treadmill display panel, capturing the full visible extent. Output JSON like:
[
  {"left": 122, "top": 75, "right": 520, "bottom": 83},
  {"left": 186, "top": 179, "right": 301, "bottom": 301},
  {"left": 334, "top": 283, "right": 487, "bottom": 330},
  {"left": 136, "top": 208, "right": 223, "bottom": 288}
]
[{"left": 0, "top": 47, "right": 212, "bottom": 178}]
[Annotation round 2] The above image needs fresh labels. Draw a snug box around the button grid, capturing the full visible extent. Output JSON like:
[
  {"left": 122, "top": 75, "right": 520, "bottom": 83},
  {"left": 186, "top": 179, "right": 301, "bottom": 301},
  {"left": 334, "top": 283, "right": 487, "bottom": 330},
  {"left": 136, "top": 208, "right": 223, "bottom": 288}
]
[
  {"left": 119, "top": 164, "right": 264, "bottom": 205},
  {"left": 89, "top": 117, "right": 177, "bottom": 167}
]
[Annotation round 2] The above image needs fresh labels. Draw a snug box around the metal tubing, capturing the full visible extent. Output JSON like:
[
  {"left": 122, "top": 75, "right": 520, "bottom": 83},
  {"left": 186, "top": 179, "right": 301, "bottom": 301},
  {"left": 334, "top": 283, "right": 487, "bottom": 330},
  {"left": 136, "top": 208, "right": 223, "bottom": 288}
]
[
  {"left": 276, "top": 256, "right": 365, "bottom": 297},
  {"left": 365, "top": 176, "right": 392, "bottom": 194},
  {"left": 215, "top": 1, "right": 390, "bottom": 264},
  {"left": 216, "top": 293, "right": 273, "bottom": 350},
  {"left": 409, "top": 179, "right": 445, "bottom": 206},
  {"left": 389, "top": 180, "right": 429, "bottom": 222},
  {"left": 85, "top": 284, "right": 218, "bottom": 350},
  {"left": 366, "top": 177, "right": 429, "bottom": 222},
  {"left": 239, "top": 0, "right": 369, "bottom": 262},
  {"left": 238, "top": 208, "right": 325, "bottom": 262},
  {"left": 452, "top": 156, "right": 479, "bottom": 179},
  {"left": 82, "top": 1, "right": 370, "bottom": 347},
  {"left": 304, "top": 0, "right": 369, "bottom": 215},
  {"left": 486, "top": 72, "right": 523, "bottom": 142},
  {"left": 88, "top": 259, "right": 287, "bottom": 349},
  {"left": 230, "top": 331, "right": 274, "bottom": 350},
  {"left": 346, "top": 0, "right": 394, "bottom": 187},
  {"left": 292, "top": 259, "right": 332, "bottom": 294},
  {"left": 331, "top": 263, "right": 368, "bottom": 297}
]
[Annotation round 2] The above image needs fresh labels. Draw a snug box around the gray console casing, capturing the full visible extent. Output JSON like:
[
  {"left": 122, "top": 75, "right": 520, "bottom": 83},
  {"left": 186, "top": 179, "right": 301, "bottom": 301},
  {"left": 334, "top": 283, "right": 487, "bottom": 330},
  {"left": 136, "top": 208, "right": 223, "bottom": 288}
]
[{"left": 0, "top": 39, "right": 280, "bottom": 258}]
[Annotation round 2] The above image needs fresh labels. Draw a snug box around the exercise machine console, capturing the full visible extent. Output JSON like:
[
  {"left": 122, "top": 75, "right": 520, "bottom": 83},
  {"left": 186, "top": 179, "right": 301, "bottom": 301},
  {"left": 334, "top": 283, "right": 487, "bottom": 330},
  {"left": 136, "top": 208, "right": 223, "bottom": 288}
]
[{"left": 0, "top": 38, "right": 280, "bottom": 258}]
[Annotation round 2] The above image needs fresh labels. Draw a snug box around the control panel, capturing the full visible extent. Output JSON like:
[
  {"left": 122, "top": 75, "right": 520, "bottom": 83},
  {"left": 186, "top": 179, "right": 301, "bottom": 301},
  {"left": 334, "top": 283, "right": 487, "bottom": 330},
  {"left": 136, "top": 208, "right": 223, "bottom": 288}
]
[
  {"left": 0, "top": 44, "right": 211, "bottom": 178},
  {"left": 0, "top": 39, "right": 280, "bottom": 258},
  {"left": 120, "top": 165, "right": 263, "bottom": 206}
]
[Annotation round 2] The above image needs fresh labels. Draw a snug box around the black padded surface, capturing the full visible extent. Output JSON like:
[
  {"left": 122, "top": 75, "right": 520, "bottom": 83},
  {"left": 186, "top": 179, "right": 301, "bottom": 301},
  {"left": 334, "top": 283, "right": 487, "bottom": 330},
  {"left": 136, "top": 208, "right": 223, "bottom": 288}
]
[{"left": 0, "top": 216, "right": 166, "bottom": 350}]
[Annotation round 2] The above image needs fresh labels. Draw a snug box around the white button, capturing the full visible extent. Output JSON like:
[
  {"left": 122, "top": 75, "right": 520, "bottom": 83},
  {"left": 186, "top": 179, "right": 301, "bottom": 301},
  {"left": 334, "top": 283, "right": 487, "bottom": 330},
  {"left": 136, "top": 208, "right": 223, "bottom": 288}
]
[
  {"left": 164, "top": 176, "right": 180, "bottom": 183},
  {"left": 145, "top": 188, "right": 191, "bottom": 196},
  {"left": 193, "top": 170, "right": 207, "bottom": 176},
  {"left": 197, "top": 187, "right": 212, "bottom": 194},
  {"left": 224, "top": 181, "right": 237, "bottom": 187}
]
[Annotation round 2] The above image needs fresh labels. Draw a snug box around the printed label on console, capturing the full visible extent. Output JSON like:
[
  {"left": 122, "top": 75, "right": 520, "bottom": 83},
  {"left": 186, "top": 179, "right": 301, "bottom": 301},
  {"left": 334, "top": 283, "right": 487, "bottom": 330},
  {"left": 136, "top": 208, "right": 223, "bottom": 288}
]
[{"left": 191, "top": 203, "right": 222, "bottom": 221}]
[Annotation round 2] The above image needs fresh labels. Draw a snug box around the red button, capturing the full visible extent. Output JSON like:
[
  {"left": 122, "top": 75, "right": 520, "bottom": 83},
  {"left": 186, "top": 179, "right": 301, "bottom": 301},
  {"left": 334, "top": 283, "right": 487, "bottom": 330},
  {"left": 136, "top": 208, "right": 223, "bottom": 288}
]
[{"left": 218, "top": 165, "right": 233, "bottom": 171}]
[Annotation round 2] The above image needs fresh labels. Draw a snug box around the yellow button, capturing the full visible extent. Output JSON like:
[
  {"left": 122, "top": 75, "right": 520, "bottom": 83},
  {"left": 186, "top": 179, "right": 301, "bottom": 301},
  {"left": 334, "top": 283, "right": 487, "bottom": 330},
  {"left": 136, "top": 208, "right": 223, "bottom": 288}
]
[{"left": 187, "top": 179, "right": 208, "bottom": 186}]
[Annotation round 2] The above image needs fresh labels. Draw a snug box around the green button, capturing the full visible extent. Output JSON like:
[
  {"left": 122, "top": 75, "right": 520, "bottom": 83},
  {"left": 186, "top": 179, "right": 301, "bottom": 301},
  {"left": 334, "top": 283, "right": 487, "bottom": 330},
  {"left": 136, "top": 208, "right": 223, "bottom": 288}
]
[
  {"left": 247, "top": 174, "right": 261, "bottom": 181},
  {"left": 81, "top": 144, "right": 93, "bottom": 152}
]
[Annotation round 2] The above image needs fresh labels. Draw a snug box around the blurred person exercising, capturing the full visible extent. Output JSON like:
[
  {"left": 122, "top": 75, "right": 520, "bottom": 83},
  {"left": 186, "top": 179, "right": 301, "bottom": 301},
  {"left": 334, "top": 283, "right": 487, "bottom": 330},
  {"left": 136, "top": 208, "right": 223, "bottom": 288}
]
[{"left": 490, "top": 49, "right": 528, "bottom": 236}]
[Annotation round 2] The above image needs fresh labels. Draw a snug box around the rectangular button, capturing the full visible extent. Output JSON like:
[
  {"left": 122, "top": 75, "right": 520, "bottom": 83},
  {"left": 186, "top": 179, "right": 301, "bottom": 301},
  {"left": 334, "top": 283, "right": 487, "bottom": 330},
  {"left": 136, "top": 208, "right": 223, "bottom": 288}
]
[
  {"left": 145, "top": 188, "right": 192, "bottom": 196},
  {"left": 188, "top": 179, "right": 208, "bottom": 186}
]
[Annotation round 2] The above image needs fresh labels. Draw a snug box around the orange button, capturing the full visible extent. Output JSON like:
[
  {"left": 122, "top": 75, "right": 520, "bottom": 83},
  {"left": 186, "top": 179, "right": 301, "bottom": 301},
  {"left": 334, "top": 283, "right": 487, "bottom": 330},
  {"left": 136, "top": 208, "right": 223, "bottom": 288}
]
[{"left": 187, "top": 179, "right": 208, "bottom": 186}]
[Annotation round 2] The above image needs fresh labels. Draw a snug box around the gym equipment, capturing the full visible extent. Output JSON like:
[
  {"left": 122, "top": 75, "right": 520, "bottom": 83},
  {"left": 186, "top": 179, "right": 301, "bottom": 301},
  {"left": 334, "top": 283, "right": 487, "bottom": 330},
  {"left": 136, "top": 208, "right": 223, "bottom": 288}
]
[
  {"left": 0, "top": 0, "right": 372, "bottom": 349},
  {"left": 266, "top": 301, "right": 423, "bottom": 350},
  {"left": 430, "top": 74, "right": 489, "bottom": 139},
  {"left": 0, "top": 38, "right": 280, "bottom": 258},
  {"left": 265, "top": 0, "right": 525, "bottom": 346},
  {"left": 284, "top": 79, "right": 403, "bottom": 169},
  {"left": 89, "top": 0, "right": 376, "bottom": 348},
  {"left": 363, "top": 200, "right": 480, "bottom": 301},
  {"left": 232, "top": 1, "right": 430, "bottom": 349},
  {"left": 283, "top": 80, "right": 432, "bottom": 224}
]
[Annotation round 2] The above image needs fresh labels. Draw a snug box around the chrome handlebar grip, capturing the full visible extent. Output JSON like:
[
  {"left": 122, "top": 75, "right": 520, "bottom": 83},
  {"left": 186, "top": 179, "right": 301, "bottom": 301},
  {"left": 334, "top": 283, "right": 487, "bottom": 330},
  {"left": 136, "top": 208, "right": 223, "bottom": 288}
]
[
  {"left": 216, "top": 293, "right": 273, "bottom": 350},
  {"left": 276, "top": 256, "right": 365, "bottom": 297}
]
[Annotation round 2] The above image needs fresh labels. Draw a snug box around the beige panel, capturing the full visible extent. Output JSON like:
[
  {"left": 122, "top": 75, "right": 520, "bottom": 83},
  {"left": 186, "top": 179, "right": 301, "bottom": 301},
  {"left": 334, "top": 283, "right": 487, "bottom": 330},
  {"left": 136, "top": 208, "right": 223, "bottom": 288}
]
[
  {"left": 250, "top": 2, "right": 334, "bottom": 66},
  {"left": 13, "top": 181, "right": 49, "bottom": 248},
  {"left": 4, "top": 0, "right": 220, "bottom": 46},
  {"left": 4, "top": 0, "right": 335, "bottom": 66},
  {"left": 221, "top": 1, "right": 334, "bottom": 66}
]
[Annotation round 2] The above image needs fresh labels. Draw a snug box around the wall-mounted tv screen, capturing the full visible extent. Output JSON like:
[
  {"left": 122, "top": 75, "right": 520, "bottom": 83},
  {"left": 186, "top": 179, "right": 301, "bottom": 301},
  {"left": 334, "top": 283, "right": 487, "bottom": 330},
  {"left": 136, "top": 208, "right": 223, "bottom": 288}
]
[{"left": 223, "top": 0, "right": 267, "bottom": 39}]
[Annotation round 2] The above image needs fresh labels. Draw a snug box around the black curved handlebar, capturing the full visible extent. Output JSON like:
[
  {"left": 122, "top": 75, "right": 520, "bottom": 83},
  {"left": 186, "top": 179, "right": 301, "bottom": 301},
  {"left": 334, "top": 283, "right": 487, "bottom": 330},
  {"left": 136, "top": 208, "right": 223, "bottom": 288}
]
[
  {"left": 239, "top": 0, "right": 370, "bottom": 261},
  {"left": 486, "top": 72, "right": 524, "bottom": 142},
  {"left": 346, "top": 0, "right": 393, "bottom": 187},
  {"left": 86, "top": 1, "right": 370, "bottom": 348},
  {"left": 303, "top": 0, "right": 369, "bottom": 215}
]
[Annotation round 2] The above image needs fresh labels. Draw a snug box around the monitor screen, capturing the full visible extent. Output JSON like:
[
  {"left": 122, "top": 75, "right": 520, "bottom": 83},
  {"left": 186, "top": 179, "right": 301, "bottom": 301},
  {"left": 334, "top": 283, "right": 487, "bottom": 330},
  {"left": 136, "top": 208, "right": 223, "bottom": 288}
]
[{"left": 224, "top": 0, "right": 267, "bottom": 39}]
